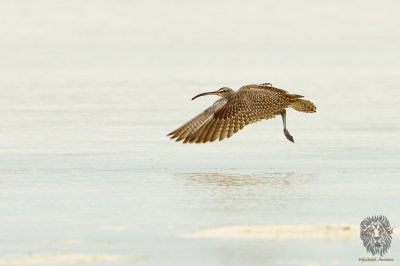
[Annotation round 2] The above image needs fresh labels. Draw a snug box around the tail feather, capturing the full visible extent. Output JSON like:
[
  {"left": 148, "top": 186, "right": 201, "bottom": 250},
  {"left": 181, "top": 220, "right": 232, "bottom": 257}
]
[{"left": 291, "top": 99, "right": 316, "bottom": 113}]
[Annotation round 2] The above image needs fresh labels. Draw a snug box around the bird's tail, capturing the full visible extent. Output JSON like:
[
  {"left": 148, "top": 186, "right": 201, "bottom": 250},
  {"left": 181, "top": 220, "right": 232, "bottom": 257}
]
[{"left": 290, "top": 99, "right": 316, "bottom": 113}]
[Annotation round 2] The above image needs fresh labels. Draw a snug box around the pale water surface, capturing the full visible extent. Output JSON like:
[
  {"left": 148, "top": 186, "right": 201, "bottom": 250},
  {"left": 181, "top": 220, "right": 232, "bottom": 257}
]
[{"left": 0, "top": 0, "right": 399, "bottom": 265}]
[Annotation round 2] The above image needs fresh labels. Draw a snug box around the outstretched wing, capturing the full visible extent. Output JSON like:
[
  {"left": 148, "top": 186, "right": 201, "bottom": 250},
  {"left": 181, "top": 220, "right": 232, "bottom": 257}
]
[
  {"left": 168, "top": 98, "right": 227, "bottom": 142},
  {"left": 183, "top": 85, "right": 297, "bottom": 143}
]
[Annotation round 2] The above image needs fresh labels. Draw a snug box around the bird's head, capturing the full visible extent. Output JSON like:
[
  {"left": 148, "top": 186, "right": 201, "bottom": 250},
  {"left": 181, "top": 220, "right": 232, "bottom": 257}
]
[{"left": 192, "top": 87, "right": 234, "bottom": 100}]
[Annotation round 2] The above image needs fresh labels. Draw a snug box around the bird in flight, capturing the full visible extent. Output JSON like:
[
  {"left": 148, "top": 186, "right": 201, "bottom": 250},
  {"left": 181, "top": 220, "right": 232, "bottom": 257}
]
[{"left": 168, "top": 83, "right": 316, "bottom": 143}]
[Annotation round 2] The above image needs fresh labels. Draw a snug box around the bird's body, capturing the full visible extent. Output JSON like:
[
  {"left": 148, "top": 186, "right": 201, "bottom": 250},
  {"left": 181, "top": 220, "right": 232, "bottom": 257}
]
[{"left": 168, "top": 83, "right": 316, "bottom": 143}]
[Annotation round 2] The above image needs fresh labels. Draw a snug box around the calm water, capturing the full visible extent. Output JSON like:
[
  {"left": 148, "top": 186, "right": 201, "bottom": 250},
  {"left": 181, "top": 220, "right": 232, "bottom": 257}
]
[{"left": 0, "top": 0, "right": 399, "bottom": 265}]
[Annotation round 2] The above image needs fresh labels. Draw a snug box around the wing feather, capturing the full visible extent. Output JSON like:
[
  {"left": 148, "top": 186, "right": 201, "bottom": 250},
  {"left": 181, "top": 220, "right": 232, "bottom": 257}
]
[
  {"left": 227, "top": 119, "right": 234, "bottom": 138},
  {"left": 184, "top": 86, "right": 295, "bottom": 143},
  {"left": 219, "top": 119, "right": 230, "bottom": 141},
  {"left": 203, "top": 119, "right": 219, "bottom": 143},
  {"left": 170, "top": 85, "right": 299, "bottom": 143},
  {"left": 211, "top": 118, "right": 225, "bottom": 142},
  {"left": 168, "top": 98, "right": 227, "bottom": 142}
]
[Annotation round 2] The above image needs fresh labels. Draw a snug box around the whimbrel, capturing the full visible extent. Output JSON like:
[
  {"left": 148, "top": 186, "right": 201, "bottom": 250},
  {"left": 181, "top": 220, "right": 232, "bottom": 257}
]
[{"left": 168, "top": 83, "right": 316, "bottom": 143}]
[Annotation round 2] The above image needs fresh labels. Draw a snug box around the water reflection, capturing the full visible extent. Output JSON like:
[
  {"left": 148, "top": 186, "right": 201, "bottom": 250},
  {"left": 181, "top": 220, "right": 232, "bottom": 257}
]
[
  {"left": 175, "top": 172, "right": 314, "bottom": 188},
  {"left": 174, "top": 172, "right": 315, "bottom": 215}
]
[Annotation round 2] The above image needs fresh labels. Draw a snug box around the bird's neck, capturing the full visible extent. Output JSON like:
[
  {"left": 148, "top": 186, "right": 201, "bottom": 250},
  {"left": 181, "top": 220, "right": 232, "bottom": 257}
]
[{"left": 221, "top": 91, "right": 235, "bottom": 100}]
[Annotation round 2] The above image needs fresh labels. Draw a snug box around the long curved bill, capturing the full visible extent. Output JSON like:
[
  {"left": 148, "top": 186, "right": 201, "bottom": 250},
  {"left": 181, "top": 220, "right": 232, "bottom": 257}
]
[{"left": 191, "top": 91, "right": 219, "bottom": 100}]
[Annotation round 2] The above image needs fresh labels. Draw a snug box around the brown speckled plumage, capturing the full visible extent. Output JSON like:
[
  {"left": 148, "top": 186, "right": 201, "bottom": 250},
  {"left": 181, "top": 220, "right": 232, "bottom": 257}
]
[{"left": 168, "top": 83, "right": 316, "bottom": 143}]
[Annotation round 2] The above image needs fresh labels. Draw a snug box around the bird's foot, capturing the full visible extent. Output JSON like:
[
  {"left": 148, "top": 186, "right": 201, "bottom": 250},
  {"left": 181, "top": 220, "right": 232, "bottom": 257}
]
[{"left": 284, "top": 129, "right": 295, "bottom": 143}]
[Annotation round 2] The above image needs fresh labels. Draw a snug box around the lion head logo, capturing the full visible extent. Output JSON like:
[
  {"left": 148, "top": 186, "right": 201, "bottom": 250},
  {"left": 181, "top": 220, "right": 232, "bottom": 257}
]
[{"left": 360, "top": 215, "right": 393, "bottom": 256}]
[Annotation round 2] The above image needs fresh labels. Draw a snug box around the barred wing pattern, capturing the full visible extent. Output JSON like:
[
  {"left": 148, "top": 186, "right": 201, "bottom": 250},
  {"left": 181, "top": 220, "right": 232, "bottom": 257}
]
[
  {"left": 184, "top": 86, "right": 296, "bottom": 143},
  {"left": 168, "top": 98, "right": 227, "bottom": 142},
  {"left": 169, "top": 84, "right": 301, "bottom": 143}
]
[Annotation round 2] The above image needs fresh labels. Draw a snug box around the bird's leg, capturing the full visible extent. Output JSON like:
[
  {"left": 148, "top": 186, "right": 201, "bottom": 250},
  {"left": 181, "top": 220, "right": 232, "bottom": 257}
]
[{"left": 280, "top": 109, "right": 294, "bottom": 143}]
